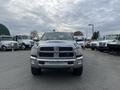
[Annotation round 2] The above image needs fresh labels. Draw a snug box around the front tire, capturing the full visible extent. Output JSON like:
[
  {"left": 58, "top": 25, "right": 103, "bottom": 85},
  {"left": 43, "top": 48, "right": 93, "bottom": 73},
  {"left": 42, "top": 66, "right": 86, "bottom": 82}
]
[
  {"left": 1, "top": 46, "right": 7, "bottom": 51},
  {"left": 99, "top": 49, "right": 104, "bottom": 52},
  {"left": 31, "top": 67, "right": 41, "bottom": 76},
  {"left": 21, "top": 44, "right": 26, "bottom": 50},
  {"left": 73, "top": 66, "right": 83, "bottom": 76}
]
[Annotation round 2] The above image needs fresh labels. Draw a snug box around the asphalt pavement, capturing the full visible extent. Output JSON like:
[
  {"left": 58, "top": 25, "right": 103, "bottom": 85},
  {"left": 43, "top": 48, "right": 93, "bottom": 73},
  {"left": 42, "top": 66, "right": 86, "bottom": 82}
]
[{"left": 0, "top": 50, "right": 120, "bottom": 90}]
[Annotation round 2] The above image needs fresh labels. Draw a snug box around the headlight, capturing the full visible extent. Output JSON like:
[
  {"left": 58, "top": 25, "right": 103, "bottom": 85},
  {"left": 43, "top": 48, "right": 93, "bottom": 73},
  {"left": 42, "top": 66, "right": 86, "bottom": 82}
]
[
  {"left": 74, "top": 47, "right": 83, "bottom": 57},
  {"left": 31, "top": 46, "right": 38, "bottom": 58},
  {"left": 31, "top": 47, "right": 38, "bottom": 64}
]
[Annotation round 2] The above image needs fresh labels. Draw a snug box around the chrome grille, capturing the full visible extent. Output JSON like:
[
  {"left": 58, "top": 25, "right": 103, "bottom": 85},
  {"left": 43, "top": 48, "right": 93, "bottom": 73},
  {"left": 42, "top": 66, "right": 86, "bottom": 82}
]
[
  {"left": 99, "top": 42, "right": 106, "bottom": 46},
  {"left": 91, "top": 43, "right": 97, "bottom": 46},
  {"left": 39, "top": 47, "right": 74, "bottom": 58},
  {"left": 14, "top": 43, "right": 17, "bottom": 46},
  {"left": 13, "top": 43, "right": 18, "bottom": 48}
]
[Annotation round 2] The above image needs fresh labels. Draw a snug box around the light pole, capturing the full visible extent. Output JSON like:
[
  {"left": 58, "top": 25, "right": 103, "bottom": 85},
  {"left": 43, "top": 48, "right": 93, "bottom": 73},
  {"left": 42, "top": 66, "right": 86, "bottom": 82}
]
[{"left": 88, "top": 24, "right": 94, "bottom": 35}]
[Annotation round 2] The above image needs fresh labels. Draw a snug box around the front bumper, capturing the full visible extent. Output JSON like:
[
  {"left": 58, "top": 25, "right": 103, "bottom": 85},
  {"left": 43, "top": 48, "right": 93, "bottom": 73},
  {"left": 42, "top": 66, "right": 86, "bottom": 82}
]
[
  {"left": 90, "top": 46, "right": 98, "bottom": 49},
  {"left": 107, "top": 44, "right": 120, "bottom": 51},
  {"left": 98, "top": 46, "right": 109, "bottom": 51},
  {"left": 30, "top": 56, "right": 83, "bottom": 69},
  {"left": 25, "top": 44, "right": 31, "bottom": 48}
]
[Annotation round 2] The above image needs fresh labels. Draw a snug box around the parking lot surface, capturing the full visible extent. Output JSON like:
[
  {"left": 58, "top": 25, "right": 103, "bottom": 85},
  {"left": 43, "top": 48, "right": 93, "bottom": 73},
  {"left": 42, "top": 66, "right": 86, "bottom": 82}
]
[{"left": 0, "top": 50, "right": 120, "bottom": 90}]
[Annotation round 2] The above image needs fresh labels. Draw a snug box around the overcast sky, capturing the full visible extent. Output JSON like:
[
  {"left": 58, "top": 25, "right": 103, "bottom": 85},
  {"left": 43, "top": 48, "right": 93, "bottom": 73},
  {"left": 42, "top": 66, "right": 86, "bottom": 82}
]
[{"left": 0, "top": 0, "right": 120, "bottom": 37}]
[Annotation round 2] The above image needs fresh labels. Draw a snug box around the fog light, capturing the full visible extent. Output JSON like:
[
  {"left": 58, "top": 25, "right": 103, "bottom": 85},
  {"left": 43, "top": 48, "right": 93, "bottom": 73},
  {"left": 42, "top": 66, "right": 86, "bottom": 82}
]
[
  {"left": 77, "top": 60, "right": 82, "bottom": 64},
  {"left": 31, "top": 60, "right": 35, "bottom": 64},
  {"left": 68, "top": 61, "right": 74, "bottom": 64},
  {"left": 39, "top": 61, "right": 45, "bottom": 64}
]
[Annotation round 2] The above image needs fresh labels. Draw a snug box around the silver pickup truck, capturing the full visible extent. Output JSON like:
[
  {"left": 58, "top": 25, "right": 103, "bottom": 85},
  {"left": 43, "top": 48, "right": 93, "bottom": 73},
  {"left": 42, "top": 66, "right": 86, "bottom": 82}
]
[{"left": 30, "top": 32, "right": 83, "bottom": 76}]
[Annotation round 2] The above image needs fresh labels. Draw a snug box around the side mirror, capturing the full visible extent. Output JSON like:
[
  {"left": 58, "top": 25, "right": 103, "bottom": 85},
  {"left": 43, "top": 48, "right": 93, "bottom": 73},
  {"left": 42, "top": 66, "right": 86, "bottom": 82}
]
[{"left": 117, "top": 36, "right": 120, "bottom": 41}]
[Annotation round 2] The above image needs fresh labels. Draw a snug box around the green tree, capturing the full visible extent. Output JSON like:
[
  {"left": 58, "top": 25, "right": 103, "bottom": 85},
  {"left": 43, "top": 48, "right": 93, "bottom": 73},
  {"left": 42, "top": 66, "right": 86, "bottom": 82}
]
[
  {"left": 0, "top": 24, "right": 10, "bottom": 35},
  {"left": 91, "top": 31, "right": 100, "bottom": 40}
]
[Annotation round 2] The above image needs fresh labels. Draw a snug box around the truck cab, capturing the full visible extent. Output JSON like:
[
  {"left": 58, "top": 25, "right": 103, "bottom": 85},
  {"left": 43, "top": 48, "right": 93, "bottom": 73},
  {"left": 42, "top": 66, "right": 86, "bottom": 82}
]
[
  {"left": 13, "top": 35, "right": 34, "bottom": 50},
  {"left": 98, "top": 34, "right": 118, "bottom": 52},
  {"left": 90, "top": 37, "right": 103, "bottom": 50},
  {"left": 74, "top": 36, "right": 85, "bottom": 49},
  {"left": 0, "top": 35, "right": 19, "bottom": 51}
]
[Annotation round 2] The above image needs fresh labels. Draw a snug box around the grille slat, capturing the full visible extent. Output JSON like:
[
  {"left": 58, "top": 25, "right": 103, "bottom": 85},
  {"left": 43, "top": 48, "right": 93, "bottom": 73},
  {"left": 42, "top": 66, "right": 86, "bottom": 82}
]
[
  {"left": 59, "top": 47, "right": 73, "bottom": 51},
  {"left": 99, "top": 42, "right": 106, "bottom": 46},
  {"left": 40, "top": 47, "right": 54, "bottom": 51},
  {"left": 59, "top": 53, "right": 74, "bottom": 57},
  {"left": 39, "top": 52, "right": 54, "bottom": 57}
]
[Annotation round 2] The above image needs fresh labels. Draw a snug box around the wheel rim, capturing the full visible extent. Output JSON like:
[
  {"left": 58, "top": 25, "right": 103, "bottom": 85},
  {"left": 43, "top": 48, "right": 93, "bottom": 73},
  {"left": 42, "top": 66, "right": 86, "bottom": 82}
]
[
  {"left": 22, "top": 45, "right": 25, "bottom": 49},
  {"left": 2, "top": 46, "right": 6, "bottom": 51}
]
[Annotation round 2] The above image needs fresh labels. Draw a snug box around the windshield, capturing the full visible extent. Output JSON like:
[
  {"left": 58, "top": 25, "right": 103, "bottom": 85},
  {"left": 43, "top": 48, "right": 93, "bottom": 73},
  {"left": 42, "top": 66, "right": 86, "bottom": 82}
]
[
  {"left": 116, "top": 35, "right": 120, "bottom": 40},
  {"left": 76, "top": 39, "right": 84, "bottom": 41},
  {"left": 0, "top": 37, "right": 13, "bottom": 41},
  {"left": 74, "top": 36, "right": 84, "bottom": 41},
  {"left": 41, "top": 32, "right": 73, "bottom": 40},
  {"left": 98, "top": 37, "right": 104, "bottom": 41},
  {"left": 21, "top": 36, "right": 31, "bottom": 39},
  {"left": 106, "top": 35, "right": 119, "bottom": 40}
]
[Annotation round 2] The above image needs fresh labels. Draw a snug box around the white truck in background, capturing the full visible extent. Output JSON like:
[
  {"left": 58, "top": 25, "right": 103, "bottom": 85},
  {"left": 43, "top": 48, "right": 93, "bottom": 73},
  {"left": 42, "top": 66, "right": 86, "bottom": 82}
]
[
  {"left": 74, "top": 36, "right": 85, "bottom": 49},
  {"left": 90, "top": 37, "right": 104, "bottom": 50},
  {"left": 13, "top": 35, "right": 34, "bottom": 50},
  {"left": 90, "top": 40, "right": 99, "bottom": 50},
  {"left": 107, "top": 34, "right": 120, "bottom": 52},
  {"left": 98, "top": 34, "right": 119, "bottom": 52},
  {"left": 0, "top": 35, "right": 19, "bottom": 51}
]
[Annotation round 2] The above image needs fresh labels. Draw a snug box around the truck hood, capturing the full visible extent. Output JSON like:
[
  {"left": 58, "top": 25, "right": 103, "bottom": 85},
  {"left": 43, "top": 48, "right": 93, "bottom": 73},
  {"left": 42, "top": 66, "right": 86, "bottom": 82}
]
[
  {"left": 38, "top": 40, "right": 77, "bottom": 48},
  {"left": 22, "top": 39, "right": 33, "bottom": 44},
  {"left": 99, "top": 40, "right": 113, "bottom": 43},
  {"left": 108, "top": 40, "right": 120, "bottom": 45},
  {"left": 90, "top": 41, "right": 99, "bottom": 44}
]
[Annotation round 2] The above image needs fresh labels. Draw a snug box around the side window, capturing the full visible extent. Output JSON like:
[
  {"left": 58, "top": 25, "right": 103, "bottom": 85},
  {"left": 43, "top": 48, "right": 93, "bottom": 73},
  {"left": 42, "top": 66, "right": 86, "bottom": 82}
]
[
  {"left": 13, "top": 36, "right": 16, "bottom": 41},
  {"left": 118, "top": 35, "right": 120, "bottom": 41},
  {"left": 17, "top": 36, "right": 22, "bottom": 41}
]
